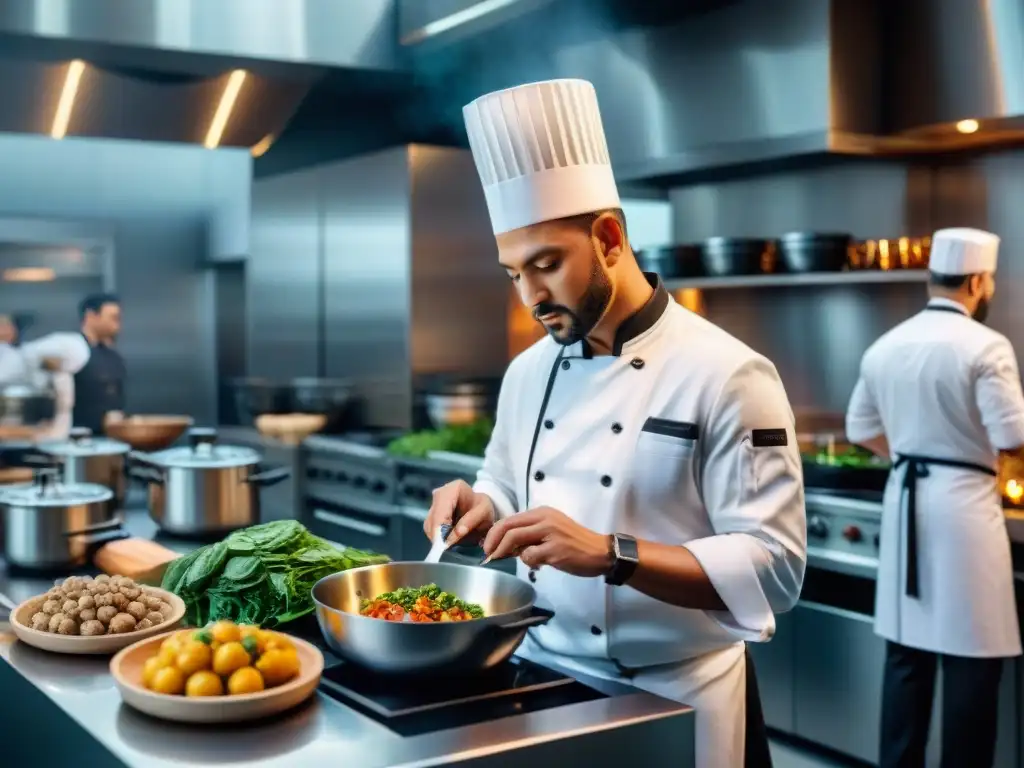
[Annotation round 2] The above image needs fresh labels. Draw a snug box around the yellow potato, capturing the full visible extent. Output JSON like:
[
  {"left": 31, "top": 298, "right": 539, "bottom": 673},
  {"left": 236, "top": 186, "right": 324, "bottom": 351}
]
[
  {"left": 227, "top": 666, "right": 265, "bottom": 695},
  {"left": 255, "top": 647, "right": 300, "bottom": 687},
  {"left": 213, "top": 641, "right": 251, "bottom": 677},
  {"left": 185, "top": 670, "right": 224, "bottom": 697},
  {"left": 150, "top": 666, "right": 185, "bottom": 695},
  {"left": 176, "top": 641, "right": 213, "bottom": 677},
  {"left": 142, "top": 656, "right": 164, "bottom": 689},
  {"left": 209, "top": 620, "right": 241, "bottom": 644}
]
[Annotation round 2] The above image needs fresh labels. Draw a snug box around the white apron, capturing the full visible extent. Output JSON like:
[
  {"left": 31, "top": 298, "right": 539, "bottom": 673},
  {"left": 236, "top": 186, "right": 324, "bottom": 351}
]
[
  {"left": 517, "top": 635, "right": 747, "bottom": 767},
  {"left": 847, "top": 299, "right": 1024, "bottom": 658},
  {"left": 474, "top": 276, "right": 807, "bottom": 767}
]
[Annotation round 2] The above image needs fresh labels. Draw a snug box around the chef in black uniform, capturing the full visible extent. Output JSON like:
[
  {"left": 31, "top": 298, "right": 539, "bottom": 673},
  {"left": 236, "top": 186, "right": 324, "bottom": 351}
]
[{"left": 73, "top": 293, "right": 126, "bottom": 434}]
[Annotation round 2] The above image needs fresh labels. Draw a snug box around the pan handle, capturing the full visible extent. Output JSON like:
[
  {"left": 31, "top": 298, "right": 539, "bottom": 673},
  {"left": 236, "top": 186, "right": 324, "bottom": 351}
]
[
  {"left": 496, "top": 606, "right": 554, "bottom": 631},
  {"left": 246, "top": 465, "right": 290, "bottom": 487}
]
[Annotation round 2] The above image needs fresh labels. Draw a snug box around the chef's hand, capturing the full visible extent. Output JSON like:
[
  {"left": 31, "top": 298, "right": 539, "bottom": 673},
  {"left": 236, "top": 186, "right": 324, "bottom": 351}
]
[
  {"left": 482, "top": 507, "right": 613, "bottom": 578},
  {"left": 423, "top": 479, "right": 496, "bottom": 547}
]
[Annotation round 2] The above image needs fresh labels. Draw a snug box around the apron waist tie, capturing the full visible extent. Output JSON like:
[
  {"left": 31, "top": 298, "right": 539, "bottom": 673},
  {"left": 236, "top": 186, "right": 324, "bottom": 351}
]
[{"left": 893, "top": 453, "right": 996, "bottom": 598}]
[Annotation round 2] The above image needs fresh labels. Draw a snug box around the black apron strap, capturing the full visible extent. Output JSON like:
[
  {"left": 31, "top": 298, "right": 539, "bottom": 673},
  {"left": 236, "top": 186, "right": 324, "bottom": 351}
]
[{"left": 893, "top": 453, "right": 996, "bottom": 598}]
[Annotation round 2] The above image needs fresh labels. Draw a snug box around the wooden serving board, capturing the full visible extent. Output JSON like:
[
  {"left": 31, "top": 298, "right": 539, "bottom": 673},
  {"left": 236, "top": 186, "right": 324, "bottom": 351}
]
[{"left": 93, "top": 538, "right": 181, "bottom": 586}]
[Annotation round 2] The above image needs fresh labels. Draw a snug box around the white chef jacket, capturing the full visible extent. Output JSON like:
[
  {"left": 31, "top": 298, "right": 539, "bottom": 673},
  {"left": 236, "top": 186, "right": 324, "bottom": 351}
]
[
  {"left": 0, "top": 342, "right": 29, "bottom": 385},
  {"left": 18, "top": 332, "right": 91, "bottom": 441},
  {"left": 846, "top": 297, "right": 1024, "bottom": 657},
  {"left": 475, "top": 276, "right": 807, "bottom": 767}
]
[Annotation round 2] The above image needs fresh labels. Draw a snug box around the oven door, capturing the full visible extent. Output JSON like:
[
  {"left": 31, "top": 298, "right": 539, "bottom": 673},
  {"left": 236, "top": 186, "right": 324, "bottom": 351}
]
[{"left": 304, "top": 495, "right": 401, "bottom": 561}]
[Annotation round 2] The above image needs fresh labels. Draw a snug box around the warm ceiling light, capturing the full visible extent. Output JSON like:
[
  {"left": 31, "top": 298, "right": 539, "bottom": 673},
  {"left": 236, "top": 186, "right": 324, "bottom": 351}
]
[
  {"left": 204, "top": 69, "right": 247, "bottom": 149},
  {"left": 250, "top": 133, "right": 275, "bottom": 158},
  {"left": 956, "top": 118, "right": 980, "bottom": 134},
  {"left": 3, "top": 267, "right": 56, "bottom": 282},
  {"left": 51, "top": 59, "right": 86, "bottom": 139}
]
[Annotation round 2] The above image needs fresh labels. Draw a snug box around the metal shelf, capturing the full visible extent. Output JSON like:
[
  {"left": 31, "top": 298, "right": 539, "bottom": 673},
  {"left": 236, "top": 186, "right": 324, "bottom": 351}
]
[{"left": 663, "top": 270, "right": 929, "bottom": 291}]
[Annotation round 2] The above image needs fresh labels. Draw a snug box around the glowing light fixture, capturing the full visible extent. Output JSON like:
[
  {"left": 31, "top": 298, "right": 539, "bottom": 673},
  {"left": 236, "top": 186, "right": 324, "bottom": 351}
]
[
  {"left": 204, "top": 69, "right": 247, "bottom": 149},
  {"left": 51, "top": 59, "right": 86, "bottom": 139},
  {"left": 956, "top": 118, "right": 980, "bottom": 134},
  {"left": 250, "top": 133, "right": 275, "bottom": 158},
  {"left": 4, "top": 267, "right": 56, "bottom": 282}
]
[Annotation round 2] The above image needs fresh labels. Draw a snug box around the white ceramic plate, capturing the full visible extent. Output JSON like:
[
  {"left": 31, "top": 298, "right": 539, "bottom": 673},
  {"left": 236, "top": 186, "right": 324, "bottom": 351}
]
[
  {"left": 110, "top": 630, "right": 324, "bottom": 724},
  {"left": 10, "top": 587, "right": 186, "bottom": 655}
]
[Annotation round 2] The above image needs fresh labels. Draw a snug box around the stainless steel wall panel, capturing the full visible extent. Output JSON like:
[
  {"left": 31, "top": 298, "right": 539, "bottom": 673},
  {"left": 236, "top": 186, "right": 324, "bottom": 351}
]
[
  {"left": 408, "top": 146, "right": 508, "bottom": 378},
  {"left": 247, "top": 168, "right": 322, "bottom": 378},
  {"left": 321, "top": 148, "right": 414, "bottom": 429}
]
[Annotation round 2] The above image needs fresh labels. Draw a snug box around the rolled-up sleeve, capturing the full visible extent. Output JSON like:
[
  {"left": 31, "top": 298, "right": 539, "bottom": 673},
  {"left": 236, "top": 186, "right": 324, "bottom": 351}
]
[
  {"left": 683, "top": 357, "right": 807, "bottom": 642},
  {"left": 845, "top": 371, "right": 884, "bottom": 444},
  {"left": 20, "top": 333, "right": 90, "bottom": 374},
  {"left": 473, "top": 370, "right": 519, "bottom": 521},
  {"left": 975, "top": 338, "right": 1024, "bottom": 451}
]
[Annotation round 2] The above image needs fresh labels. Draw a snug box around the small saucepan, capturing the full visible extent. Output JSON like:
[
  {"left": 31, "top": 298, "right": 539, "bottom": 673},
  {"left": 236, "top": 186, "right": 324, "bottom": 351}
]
[
  {"left": 312, "top": 562, "right": 553, "bottom": 676},
  {"left": 0, "top": 469, "right": 123, "bottom": 570}
]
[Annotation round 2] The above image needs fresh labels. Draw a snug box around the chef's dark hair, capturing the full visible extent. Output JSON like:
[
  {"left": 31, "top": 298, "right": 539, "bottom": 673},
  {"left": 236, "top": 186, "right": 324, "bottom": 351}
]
[
  {"left": 79, "top": 292, "right": 120, "bottom": 319},
  {"left": 929, "top": 271, "right": 977, "bottom": 289},
  {"left": 561, "top": 208, "right": 628, "bottom": 239}
]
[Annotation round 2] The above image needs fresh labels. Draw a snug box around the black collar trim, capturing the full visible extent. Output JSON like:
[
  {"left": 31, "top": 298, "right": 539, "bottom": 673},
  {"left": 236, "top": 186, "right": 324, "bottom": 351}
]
[{"left": 610, "top": 272, "right": 670, "bottom": 356}]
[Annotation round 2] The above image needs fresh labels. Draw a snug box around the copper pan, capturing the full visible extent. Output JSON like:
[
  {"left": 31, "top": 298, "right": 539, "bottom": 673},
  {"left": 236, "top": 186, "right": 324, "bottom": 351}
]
[{"left": 104, "top": 415, "right": 193, "bottom": 452}]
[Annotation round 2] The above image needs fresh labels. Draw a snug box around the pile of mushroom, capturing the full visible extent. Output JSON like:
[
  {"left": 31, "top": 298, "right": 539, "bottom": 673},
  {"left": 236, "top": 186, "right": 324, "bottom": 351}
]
[{"left": 28, "top": 575, "right": 173, "bottom": 636}]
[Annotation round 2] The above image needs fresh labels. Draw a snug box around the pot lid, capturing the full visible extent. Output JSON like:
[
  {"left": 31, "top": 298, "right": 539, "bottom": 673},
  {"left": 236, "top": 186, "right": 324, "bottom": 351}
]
[
  {"left": 39, "top": 434, "right": 130, "bottom": 457},
  {"left": 0, "top": 479, "right": 113, "bottom": 507},
  {"left": 146, "top": 443, "right": 261, "bottom": 469}
]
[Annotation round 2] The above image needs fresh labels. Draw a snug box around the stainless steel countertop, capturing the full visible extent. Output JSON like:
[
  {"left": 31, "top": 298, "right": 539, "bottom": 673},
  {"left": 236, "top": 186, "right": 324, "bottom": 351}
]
[{"left": 0, "top": 504, "right": 694, "bottom": 768}]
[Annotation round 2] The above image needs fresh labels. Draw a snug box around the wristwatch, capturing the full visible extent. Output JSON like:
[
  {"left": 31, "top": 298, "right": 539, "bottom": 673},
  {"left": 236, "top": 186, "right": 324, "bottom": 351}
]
[{"left": 604, "top": 533, "right": 639, "bottom": 586}]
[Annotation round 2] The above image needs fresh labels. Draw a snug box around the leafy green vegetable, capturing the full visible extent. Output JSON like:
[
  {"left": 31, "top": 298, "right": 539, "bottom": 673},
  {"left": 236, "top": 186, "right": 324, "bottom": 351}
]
[
  {"left": 362, "top": 583, "right": 485, "bottom": 619},
  {"left": 386, "top": 418, "right": 494, "bottom": 459},
  {"left": 162, "top": 520, "right": 390, "bottom": 628},
  {"left": 805, "top": 445, "right": 890, "bottom": 469}
]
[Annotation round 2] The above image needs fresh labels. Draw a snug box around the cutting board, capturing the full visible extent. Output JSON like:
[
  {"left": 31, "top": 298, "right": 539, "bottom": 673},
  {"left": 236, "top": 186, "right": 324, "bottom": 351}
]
[{"left": 93, "top": 538, "right": 181, "bottom": 586}]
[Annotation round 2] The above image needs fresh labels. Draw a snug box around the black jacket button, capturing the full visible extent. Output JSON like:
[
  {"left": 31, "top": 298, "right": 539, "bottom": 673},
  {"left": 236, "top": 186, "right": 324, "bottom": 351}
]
[
  {"left": 600, "top": 475, "right": 612, "bottom": 487},
  {"left": 528, "top": 570, "right": 537, "bottom": 583},
  {"left": 543, "top": 419, "right": 554, "bottom": 429},
  {"left": 630, "top": 357, "right": 645, "bottom": 370},
  {"left": 611, "top": 422, "right": 623, "bottom": 434},
  {"left": 561, "top": 359, "right": 571, "bottom": 370},
  {"left": 591, "top": 625, "right": 602, "bottom": 636},
  {"left": 534, "top": 470, "right": 545, "bottom": 481}
]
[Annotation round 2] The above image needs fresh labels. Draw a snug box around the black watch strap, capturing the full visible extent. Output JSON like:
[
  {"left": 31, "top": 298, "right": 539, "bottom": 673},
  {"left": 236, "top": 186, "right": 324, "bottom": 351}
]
[{"left": 605, "top": 533, "right": 639, "bottom": 586}]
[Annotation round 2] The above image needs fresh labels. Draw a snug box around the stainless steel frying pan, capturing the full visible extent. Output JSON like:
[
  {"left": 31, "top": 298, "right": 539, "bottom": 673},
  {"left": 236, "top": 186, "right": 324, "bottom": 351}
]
[{"left": 312, "top": 562, "right": 553, "bottom": 675}]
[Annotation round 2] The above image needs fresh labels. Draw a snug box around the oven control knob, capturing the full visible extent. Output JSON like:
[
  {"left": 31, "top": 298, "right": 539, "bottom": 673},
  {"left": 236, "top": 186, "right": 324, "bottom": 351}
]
[
  {"left": 371, "top": 480, "right": 387, "bottom": 494},
  {"left": 306, "top": 468, "right": 319, "bottom": 479},
  {"left": 873, "top": 533, "right": 880, "bottom": 549},
  {"left": 842, "top": 525, "right": 863, "bottom": 543},
  {"left": 807, "top": 515, "right": 829, "bottom": 539},
  {"left": 353, "top": 476, "right": 367, "bottom": 489},
  {"left": 333, "top": 470, "right": 349, "bottom": 483}
]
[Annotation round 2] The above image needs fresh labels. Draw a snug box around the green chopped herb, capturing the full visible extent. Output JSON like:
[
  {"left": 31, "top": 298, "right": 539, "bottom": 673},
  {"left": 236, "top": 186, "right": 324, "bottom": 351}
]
[{"left": 368, "top": 583, "right": 484, "bottom": 618}]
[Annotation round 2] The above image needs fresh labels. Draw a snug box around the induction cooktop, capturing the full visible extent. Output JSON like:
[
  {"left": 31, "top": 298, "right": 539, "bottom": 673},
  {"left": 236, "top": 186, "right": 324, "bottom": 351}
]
[{"left": 316, "top": 655, "right": 606, "bottom": 737}]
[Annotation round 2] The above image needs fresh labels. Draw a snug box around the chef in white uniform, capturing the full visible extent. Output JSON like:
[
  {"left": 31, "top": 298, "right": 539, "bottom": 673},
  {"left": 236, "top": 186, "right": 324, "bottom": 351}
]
[
  {"left": 18, "top": 331, "right": 90, "bottom": 441},
  {"left": 424, "top": 78, "right": 807, "bottom": 767},
  {"left": 0, "top": 314, "right": 29, "bottom": 384},
  {"left": 846, "top": 227, "right": 1024, "bottom": 768}
]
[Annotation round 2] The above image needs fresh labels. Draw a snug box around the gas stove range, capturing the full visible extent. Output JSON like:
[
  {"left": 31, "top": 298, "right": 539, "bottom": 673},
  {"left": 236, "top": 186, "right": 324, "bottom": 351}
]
[{"left": 804, "top": 487, "right": 882, "bottom": 578}]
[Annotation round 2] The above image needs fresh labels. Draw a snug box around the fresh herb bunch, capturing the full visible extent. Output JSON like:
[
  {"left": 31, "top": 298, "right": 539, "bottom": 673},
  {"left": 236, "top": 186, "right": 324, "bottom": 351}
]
[
  {"left": 385, "top": 418, "right": 494, "bottom": 459},
  {"left": 161, "top": 520, "right": 390, "bottom": 628},
  {"left": 362, "top": 583, "right": 485, "bottom": 619}
]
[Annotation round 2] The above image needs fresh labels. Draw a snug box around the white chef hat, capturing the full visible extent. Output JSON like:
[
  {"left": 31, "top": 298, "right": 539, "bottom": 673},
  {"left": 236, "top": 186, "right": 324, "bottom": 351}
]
[
  {"left": 463, "top": 79, "right": 620, "bottom": 235},
  {"left": 929, "top": 228, "right": 1000, "bottom": 275}
]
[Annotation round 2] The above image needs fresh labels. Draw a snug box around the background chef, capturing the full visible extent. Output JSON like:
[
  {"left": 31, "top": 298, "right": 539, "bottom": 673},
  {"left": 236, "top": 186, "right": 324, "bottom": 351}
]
[
  {"left": 846, "top": 228, "right": 1024, "bottom": 768},
  {"left": 20, "top": 292, "right": 126, "bottom": 440},
  {"left": 425, "top": 78, "right": 807, "bottom": 768}
]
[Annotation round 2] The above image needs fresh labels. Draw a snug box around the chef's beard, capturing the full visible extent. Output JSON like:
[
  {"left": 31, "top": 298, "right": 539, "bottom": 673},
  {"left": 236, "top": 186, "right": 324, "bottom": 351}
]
[
  {"left": 973, "top": 296, "right": 990, "bottom": 324},
  {"left": 533, "top": 257, "right": 613, "bottom": 346}
]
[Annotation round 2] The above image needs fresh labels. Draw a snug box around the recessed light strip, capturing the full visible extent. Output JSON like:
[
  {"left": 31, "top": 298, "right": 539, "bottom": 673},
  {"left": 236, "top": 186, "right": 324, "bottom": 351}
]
[
  {"left": 51, "top": 59, "right": 86, "bottom": 139},
  {"left": 204, "top": 69, "right": 247, "bottom": 149}
]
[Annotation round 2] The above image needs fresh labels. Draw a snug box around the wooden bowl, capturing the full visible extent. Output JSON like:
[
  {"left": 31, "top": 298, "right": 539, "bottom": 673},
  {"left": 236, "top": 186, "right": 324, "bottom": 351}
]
[
  {"left": 10, "top": 587, "right": 185, "bottom": 655},
  {"left": 104, "top": 415, "right": 193, "bottom": 451},
  {"left": 110, "top": 630, "right": 324, "bottom": 724},
  {"left": 255, "top": 413, "right": 327, "bottom": 445}
]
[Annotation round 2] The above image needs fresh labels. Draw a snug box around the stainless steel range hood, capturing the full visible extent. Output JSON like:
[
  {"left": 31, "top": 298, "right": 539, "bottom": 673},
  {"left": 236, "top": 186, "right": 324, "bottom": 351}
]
[
  {"left": 0, "top": 0, "right": 404, "bottom": 148},
  {"left": 416, "top": 0, "right": 1024, "bottom": 184}
]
